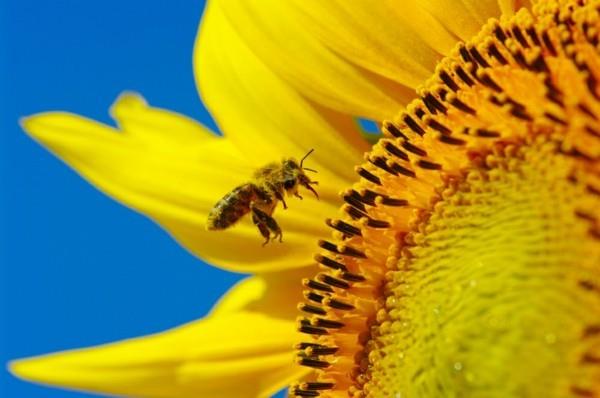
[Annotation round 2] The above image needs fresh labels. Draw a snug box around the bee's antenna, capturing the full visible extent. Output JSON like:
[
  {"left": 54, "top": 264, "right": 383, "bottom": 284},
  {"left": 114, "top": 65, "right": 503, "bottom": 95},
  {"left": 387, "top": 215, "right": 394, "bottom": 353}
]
[
  {"left": 300, "top": 148, "right": 314, "bottom": 169},
  {"left": 303, "top": 167, "right": 318, "bottom": 173}
]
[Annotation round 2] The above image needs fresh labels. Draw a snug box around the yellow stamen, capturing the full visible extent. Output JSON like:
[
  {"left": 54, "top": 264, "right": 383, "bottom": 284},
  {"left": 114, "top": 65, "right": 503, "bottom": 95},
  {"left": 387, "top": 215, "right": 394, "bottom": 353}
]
[{"left": 295, "top": 0, "right": 600, "bottom": 396}]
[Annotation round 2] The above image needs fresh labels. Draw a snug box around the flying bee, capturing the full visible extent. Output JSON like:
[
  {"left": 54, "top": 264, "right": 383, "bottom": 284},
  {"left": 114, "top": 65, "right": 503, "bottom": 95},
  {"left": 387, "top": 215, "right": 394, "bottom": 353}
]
[{"left": 206, "top": 149, "right": 319, "bottom": 245}]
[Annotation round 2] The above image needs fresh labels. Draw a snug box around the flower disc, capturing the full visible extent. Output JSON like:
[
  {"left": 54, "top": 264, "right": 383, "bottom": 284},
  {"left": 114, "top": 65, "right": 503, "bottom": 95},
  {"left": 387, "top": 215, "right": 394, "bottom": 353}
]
[{"left": 294, "top": 1, "right": 600, "bottom": 397}]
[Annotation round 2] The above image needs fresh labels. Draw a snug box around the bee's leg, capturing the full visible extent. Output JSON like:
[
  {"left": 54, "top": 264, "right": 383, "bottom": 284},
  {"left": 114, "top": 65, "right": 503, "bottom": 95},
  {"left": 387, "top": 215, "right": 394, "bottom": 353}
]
[
  {"left": 274, "top": 190, "right": 287, "bottom": 209},
  {"left": 294, "top": 192, "right": 303, "bottom": 200},
  {"left": 265, "top": 182, "right": 286, "bottom": 209},
  {"left": 252, "top": 214, "right": 271, "bottom": 246},
  {"left": 251, "top": 205, "right": 283, "bottom": 243},
  {"left": 302, "top": 181, "right": 319, "bottom": 199}
]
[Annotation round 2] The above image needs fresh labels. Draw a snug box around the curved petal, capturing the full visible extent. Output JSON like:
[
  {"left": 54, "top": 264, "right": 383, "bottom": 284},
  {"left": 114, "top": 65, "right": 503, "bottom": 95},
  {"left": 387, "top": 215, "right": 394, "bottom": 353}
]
[
  {"left": 197, "top": 0, "right": 412, "bottom": 121},
  {"left": 110, "top": 92, "right": 217, "bottom": 145},
  {"left": 418, "top": 0, "right": 500, "bottom": 40},
  {"left": 10, "top": 275, "right": 309, "bottom": 398},
  {"left": 282, "top": 1, "right": 458, "bottom": 83},
  {"left": 211, "top": 267, "right": 315, "bottom": 320},
  {"left": 419, "top": 0, "right": 529, "bottom": 40},
  {"left": 201, "top": 0, "right": 528, "bottom": 124},
  {"left": 461, "top": 0, "right": 502, "bottom": 25},
  {"left": 195, "top": 1, "right": 369, "bottom": 179},
  {"left": 294, "top": 0, "right": 530, "bottom": 84},
  {"left": 22, "top": 95, "right": 341, "bottom": 273}
]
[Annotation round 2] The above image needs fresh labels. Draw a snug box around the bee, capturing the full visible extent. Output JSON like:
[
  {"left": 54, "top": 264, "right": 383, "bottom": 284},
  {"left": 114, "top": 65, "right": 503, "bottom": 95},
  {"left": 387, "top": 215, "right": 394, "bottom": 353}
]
[{"left": 206, "top": 149, "right": 319, "bottom": 245}]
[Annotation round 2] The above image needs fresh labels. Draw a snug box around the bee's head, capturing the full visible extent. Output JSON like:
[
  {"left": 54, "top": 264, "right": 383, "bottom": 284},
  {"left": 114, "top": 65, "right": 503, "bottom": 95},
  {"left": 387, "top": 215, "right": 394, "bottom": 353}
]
[{"left": 281, "top": 149, "right": 319, "bottom": 199}]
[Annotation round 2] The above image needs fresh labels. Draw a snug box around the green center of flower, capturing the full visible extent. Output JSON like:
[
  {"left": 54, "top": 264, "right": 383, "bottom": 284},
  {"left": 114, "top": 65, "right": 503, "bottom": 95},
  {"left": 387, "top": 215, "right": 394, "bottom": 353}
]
[{"left": 366, "top": 140, "right": 600, "bottom": 397}]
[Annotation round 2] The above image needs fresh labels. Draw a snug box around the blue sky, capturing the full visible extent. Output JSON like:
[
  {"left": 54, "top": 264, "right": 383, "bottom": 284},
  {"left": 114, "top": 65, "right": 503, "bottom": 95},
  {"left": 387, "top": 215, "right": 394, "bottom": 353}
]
[{"left": 0, "top": 1, "right": 285, "bottom": 396}]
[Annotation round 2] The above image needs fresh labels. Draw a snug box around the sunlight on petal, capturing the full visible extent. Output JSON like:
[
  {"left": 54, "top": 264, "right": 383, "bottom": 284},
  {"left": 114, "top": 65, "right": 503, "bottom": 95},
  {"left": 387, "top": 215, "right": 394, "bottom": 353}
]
[
  {"left": 195, "top": 1, "right": 368, "bottom": 180},
  {"left": 418, "top": 0, "right": 499, "bottom": 39},
  {"left": 203, "top": 0, "right": 410, "bottom": 121},
  {"left": 461, "top": 0, "right": 502, "bottom": 25},
  {"left": 286, "top": 1, "right": 458, "bottom": 85}
]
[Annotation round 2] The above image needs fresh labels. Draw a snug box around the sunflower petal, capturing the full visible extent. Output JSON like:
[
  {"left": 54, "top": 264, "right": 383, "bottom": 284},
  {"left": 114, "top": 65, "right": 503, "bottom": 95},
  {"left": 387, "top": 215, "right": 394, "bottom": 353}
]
[
  {"left": 461, "top": 0, "right": 502, "bottom": 25},
  {"left": 21, "top": 107, "right": 247, "bottom": 224},
  {"left": 281, "top": 1, "right": 458, "bottom": 84},
  {"left": 109, "top": 92, "right": 216, "bottom": 144},
  {"left": 195, "top": 1, "right": 368, "bottom": 178},
  {"left": 10, "top": 276, "right": 307, "bottom": 398},
  {"left": 417, "top": 0, "right": 498, "bottom": 40},
  {"left": 211, "top": 267, "right": 315, "bottom": 319},
  {"left": 22, "top": 98, "right": 338, "bottom": 272},
  {"left": 198, "top": 0, "right": 410, "bottom": 121},
  {"left": 426, "top": 0, "right": 529, "bottom": 37}
]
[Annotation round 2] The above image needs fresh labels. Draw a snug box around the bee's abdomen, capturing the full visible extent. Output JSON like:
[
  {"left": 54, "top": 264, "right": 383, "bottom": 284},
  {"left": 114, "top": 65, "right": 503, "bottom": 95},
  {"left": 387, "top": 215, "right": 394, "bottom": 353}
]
[{"left": 206, "top": 184, "right": 256, "bottom": 230}]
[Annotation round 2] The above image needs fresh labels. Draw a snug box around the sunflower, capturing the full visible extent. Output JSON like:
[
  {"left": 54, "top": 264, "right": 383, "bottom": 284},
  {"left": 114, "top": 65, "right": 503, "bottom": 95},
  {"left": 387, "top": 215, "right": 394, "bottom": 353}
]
[{"left": 10, "top": 0, "right": 600, "bottom": 397}]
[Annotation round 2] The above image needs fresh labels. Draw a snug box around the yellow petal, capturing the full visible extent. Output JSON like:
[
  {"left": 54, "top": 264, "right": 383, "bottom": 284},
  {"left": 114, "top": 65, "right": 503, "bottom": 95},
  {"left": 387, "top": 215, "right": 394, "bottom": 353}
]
[
  {"left": 198, "top": 0, "right": 410, "bottom": 121},
  {"left": 10, "top": 276, "right": 307, "bottom": 398},
  {"left": 21, "top": 106, "right": 248, "bottom": 225},
  {"left": 22, "top": 96, "right": 342, "bottom": 273},
  {"left": 109, "top": 92, "right": 217, "bottom": 145},
  {"left": 281, "top": 1, "right": 458, "bottom": 85},
  {"left": 195, "top": 1, "right": 368, "bottom": 178},
  {"left": 461, "top": 0, "right": 502, "bottom": 25},
  {"left": 199, "top": 0, "right": 528, "bottom": 123},
  {"left": 425, "top": 0, "right": 530, "bottom": 38},
  {"left": 211, "top": 267, "right": 315, "bottom": 319},
  {"left": 418, "top": 0, "right": 500, "bottom": 40}
]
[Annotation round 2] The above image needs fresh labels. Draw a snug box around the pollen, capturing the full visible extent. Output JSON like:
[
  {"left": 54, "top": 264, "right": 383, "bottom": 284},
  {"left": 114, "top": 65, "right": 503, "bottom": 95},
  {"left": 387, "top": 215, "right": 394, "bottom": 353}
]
[{"left": 294, "top": 1, "right": 600, "bottom": 397}]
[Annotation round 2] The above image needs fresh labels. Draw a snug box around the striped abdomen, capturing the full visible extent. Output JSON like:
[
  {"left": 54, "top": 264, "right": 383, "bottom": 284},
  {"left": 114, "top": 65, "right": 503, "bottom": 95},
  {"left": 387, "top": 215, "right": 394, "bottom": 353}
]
[{"left": 206, "top": 184, "right": 257, "bottom": 230}]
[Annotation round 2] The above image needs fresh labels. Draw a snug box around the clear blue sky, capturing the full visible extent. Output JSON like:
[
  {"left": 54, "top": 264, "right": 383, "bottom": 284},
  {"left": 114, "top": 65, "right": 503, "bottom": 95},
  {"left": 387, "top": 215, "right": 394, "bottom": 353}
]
[{"left": 0, "top": 1, "right": 283, "bottom": 397}]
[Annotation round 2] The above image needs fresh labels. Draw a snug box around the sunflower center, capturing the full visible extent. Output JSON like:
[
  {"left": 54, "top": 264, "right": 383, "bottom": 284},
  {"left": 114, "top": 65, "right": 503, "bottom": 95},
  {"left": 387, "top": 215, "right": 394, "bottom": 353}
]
[
  {"left": 367, "top": 139, "right": 600, "bottom": 397},
  {"left": 293, "top": 1, "right": 600, "bottom": 397}
]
